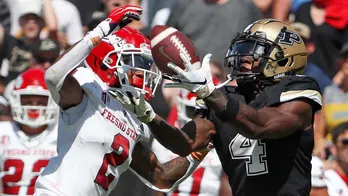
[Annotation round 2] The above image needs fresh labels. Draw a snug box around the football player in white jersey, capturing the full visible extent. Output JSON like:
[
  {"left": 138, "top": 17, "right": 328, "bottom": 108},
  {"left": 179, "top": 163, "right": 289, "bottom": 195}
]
[
  {"left": 0, "top": 68, "right": 58, "bottom": 196},
  {"left": 311, "top": 122, "right": 348, "bottom": 196},
  {"left": 152, "top": 89, "right": 231, "bottom": 196},
  {"left": 34, "top": 5, "right": 215, "bottom": 196}
]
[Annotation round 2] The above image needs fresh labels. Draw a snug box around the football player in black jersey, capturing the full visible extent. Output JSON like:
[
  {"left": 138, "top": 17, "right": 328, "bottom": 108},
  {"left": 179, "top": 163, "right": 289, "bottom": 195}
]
[{"left": 118, "top": 19, "right": 322, "bottom": 196}]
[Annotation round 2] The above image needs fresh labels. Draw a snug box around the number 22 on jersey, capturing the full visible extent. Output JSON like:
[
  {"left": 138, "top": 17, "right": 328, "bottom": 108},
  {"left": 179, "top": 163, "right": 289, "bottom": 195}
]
[
  {"left": 1, "top": 159, "right": 49, "bottom": 195},
  {"left": 229, "top": 134, "right": 268, "bottom": 176}
]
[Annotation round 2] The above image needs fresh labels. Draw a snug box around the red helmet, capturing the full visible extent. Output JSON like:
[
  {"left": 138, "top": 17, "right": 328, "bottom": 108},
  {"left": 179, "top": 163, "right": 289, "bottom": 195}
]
[
  {"left": 10, "top": 68, "right": 58, "bottom": 127},
  {"left": 85, "top": 26, "right": 161, "bottom": 100}
]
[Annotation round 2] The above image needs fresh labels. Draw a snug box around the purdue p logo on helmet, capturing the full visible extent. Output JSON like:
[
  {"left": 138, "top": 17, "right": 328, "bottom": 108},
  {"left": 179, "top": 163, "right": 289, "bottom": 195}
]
[{"left": 225, "top": 19, "right": 307, "bottom": 81}]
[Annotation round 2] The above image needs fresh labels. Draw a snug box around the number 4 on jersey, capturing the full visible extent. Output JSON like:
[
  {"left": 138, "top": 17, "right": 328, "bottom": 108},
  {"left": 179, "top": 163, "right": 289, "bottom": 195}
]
[{"left": 229, "top": 134, "right": 268, "bottom": 176}]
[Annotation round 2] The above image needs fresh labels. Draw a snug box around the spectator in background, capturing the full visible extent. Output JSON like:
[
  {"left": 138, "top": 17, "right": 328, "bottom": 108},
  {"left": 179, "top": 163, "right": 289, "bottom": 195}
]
[
  {"left": 271, "top": 0, "right": 312, "bottom": 23},
  {"left": 0, "top": 68, "right": 58, "bottom": 195},
  {"left": 3, "top": 39, "right": 60, "bottom": 100},
  {"left": 51, "top": 0, "right": 83, "bottom": 49},
  {"left": 314, "top": 43, "right": 348, "bottom": 159},
  {"left": 30, "top": 39, "right": 60, "bottom": 70},
  {"left": 291, "top": 0, "right": 312, "bottom": 13},
  {"left": 311, "top": 122, "right": 348, "bottom": 196},
  {"left": 85, "top": 0, "right": 143, "bottom": 34},
  {"left": 272, "top": 0, "right": 291, "bottom": 22},
  {"left": 0, "top": 0, "right": 57, "bottom": 83},
  {"left": 311, "top": 0, "right": 348, "bottom": 80},
  {"left": 295, "top": 0, "right": 348, "bottom": 80},
  {"left": 0, "top": 95, "right": 11, "bottom": 121},
  {"left": 252, "top": 0, "right": 273, "bottom": 18},
  {"left": 85, "top": 9, "right": 106, "bottom": 33},
  {"left": 66, "top": 0, "right": 100, "bottom": 28},
  {"left": 166, "top": 0, "right": 261, "bottom": 68},
  {"left": 140, "top": 0, "right": 176, "bottom": 37},
  {"left": 6, "top": 0, "right": 57, "bottom": 37},
  {"left": 291, "top": 22, "right": 331, "bottom": 92},
  {"left": 0, "top": 0, "right": 11, "bottom": 31}
]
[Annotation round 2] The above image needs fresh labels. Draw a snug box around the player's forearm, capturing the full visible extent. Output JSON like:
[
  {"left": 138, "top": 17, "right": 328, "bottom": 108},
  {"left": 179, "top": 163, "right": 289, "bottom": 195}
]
[
  {"left": 204, "top": 90, "right": 300, "bottom": 139},
  {"left": 230, "top": 104, "right": 303, "bottom": 139},
  {"left": 148, "top": 115, "right": 193, "bottom": 156},
  {"left": 154, "top": 156, "right": 191, "bottom": 189},
  {"left": 153, "top": 150, "right": 209, "bottom": 191},
  {"left": 131, "top": 144, "right": 207, "bottom": 192},
  {"left": 45, "top": 35, "right": 100, "bottom": 92}
]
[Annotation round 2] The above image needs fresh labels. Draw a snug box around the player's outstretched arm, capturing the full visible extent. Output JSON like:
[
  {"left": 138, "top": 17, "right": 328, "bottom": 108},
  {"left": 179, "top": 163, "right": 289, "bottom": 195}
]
[
  {"left": 115, "top": 86, "right": 215, "bottom": 156},
  {"left": 147, "top": 115, "right": 215, "bottom": 156},
  {"left": 203, "top": 90, "right": 315, "bottom": 139},
  {"left": 130, "top": 143, "right": 210, "bottom": 192},
  {"left": 44, "top": 5, "right": 143, "bottom": 109}
]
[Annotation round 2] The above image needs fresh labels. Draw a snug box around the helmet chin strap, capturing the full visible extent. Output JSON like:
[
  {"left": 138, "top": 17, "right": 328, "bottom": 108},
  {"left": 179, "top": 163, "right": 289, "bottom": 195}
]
[
  {"left": 113, "top": 65, "right": 153, "bottom": 100},
  {"left": 116, "top": 65, "right": 130, "bottom": 86}
]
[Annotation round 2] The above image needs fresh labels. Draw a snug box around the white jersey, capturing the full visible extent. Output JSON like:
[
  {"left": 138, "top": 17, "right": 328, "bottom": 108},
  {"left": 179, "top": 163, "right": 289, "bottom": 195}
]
[
  {"left": 311, "top": 156, "right": 348, "bottom": 196},
  {"left": 151, "top": 140, "right": 223, "bottom": 196},
  {"left": 0, "top": 121, "right": 57, "bottom": 196},
  {"left": 35, "top": 67, "right": 152, "bottom": 196},
  {"left": 311, "top": 156, "right": 326, "bottom": 188},
  {"left": 325, "top": 169, "right": 348, "bottom": 196}
]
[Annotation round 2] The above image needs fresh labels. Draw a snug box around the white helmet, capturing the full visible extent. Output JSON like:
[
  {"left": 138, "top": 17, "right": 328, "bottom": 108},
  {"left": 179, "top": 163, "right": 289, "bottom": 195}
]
[{"left": 10, "top": 68, "right": 58, "bottom": 127}]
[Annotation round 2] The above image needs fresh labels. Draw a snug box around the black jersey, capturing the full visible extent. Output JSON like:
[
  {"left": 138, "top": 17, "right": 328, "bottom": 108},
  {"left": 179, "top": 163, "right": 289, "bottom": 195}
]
[{"left": 205, "top": 76, "right": 322, "bottom": 196}]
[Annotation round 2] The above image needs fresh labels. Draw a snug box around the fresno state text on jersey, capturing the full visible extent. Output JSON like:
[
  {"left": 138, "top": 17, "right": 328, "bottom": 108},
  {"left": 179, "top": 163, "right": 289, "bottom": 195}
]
[
  {"left": 0, "top": 122, "right": 57, "bottom": 195},
  {"left": 34, "top": 67, "right": 152, "bottom": 196}
]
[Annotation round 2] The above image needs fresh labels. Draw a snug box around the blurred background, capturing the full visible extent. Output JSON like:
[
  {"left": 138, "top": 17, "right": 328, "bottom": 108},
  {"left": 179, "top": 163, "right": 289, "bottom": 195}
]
[{"left": 0, "top": 0, "right": 347, "bottom": 195}]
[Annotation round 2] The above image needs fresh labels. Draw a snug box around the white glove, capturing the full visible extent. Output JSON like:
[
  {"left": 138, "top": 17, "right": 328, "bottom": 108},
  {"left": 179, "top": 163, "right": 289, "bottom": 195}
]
[
  {"left": 164, "top": 53, "right": 215, "bottom": 99},
  {"left": 111, "top": 86, "right": 155, "bottom": 123},
  {"left": 195, "top": 98, "right": 208, "bottom": 110}
]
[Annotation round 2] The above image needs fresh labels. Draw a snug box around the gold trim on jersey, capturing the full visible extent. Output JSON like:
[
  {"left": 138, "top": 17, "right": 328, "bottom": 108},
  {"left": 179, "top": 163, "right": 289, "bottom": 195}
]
[{"left": 280, "top": 90, "right": 322, "bottom": 106}]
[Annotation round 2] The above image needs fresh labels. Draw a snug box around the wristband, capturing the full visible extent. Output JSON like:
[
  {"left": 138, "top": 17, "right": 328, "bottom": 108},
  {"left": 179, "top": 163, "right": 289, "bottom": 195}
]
[
  {"left": 186, "top": 153, "right": 201, "bottom": 165},
  {"left": 220, "top": 97, "right": 240, "bottom": 121},
  {"left": 187, "top": 148, "right": 211, "bottom": 164},
  {"left": 84, "top": 31, "right": 102, "bottom": 48}
]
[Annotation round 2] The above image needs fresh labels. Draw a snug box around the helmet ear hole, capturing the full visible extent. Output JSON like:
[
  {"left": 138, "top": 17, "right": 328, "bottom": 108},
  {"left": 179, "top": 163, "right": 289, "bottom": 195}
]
[
  {"left": 100, "top": 62, "right": 108, "bottom": 71},
  {"left": 277, "top": 58, "right": 288, "bottom": 67},
  {"left": 275, "top": 51, "right": 284, "bottom": 59}
]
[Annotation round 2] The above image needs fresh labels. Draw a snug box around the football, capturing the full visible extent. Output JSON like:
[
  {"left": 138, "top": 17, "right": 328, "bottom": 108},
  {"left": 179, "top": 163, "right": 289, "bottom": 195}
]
[{"left": 150, "top": 25, "right": 200, "bottom": 75}]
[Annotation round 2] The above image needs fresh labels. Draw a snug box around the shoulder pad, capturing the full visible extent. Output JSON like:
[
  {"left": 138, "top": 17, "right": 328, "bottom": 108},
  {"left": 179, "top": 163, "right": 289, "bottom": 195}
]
[
  {"left": 279, "top": 76, "right": 322, "bottom": 110},
  {"left": 251, "top": 76, "right": 322, "bottom": 112},
  {"left": 282, "top": 75, "right": 321, "bottom": 93}
]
